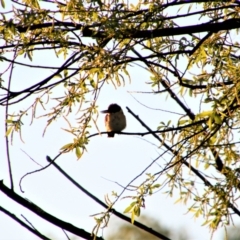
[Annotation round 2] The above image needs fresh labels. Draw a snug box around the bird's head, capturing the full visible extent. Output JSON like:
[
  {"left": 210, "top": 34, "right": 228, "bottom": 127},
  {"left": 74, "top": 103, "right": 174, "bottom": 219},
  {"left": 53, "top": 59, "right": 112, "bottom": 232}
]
[{"left": 101, "top": 103, "right": 122, "bottom": 113}]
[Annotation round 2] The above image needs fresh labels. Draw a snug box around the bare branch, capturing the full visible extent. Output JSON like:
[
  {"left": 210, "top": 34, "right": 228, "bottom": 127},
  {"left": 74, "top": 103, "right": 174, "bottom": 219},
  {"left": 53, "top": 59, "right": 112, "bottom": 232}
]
[
  {"left": 0, "top": 206, "right": 50, "bottom": 240},
  {"left": 0, "top": 181, "right": 104, "bottom": 240},
  {"left": 45, "top": 156, "right": 172, "bottom": 240}
]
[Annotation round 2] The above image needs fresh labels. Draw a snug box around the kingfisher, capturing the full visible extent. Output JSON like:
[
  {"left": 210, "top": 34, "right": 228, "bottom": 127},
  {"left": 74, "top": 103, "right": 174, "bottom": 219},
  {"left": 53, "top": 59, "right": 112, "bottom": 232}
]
[{"left": 101, "top": 103, "right": 126, "bottom": 137}]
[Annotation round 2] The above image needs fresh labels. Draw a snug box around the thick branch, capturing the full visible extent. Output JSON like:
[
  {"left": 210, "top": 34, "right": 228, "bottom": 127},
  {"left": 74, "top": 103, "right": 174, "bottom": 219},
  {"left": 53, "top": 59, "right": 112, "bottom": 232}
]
[
  {"left": 45, "top": 157, "right": 171, "bottom": 240},
  {"left": 0, "top": 181, "right": 103, "bottom": 240},
  {"left": 82, "top": 19, "right": 240, "bottom": 39},
  {"left": 9, "top": 16, "right": 240, "bottom": 40}
]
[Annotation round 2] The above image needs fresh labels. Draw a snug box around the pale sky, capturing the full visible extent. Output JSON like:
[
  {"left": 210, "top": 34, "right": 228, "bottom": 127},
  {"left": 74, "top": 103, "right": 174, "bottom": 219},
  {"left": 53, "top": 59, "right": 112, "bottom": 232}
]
[{"left": 1, "top": 1, "right": 240, "bottom": 240}]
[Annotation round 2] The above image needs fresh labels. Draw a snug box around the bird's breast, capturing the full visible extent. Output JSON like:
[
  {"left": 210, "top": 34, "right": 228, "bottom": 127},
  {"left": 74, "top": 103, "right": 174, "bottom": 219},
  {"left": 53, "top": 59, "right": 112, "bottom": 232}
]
[{"left": 105, "top": 112, "right": 126, "bottom": 132}]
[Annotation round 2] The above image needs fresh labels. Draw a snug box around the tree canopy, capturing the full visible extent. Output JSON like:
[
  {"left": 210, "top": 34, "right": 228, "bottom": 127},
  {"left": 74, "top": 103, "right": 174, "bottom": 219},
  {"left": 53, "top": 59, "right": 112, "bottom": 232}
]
[{"left": 1, "top": 0, "right": 240, "bottom": 239}]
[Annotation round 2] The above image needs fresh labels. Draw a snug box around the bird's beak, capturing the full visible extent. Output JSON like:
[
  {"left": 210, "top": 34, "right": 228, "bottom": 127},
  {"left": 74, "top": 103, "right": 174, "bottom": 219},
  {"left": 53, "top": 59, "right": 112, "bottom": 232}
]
[{"left": 101, "top": 110, "right": 109, "bottom": 113}]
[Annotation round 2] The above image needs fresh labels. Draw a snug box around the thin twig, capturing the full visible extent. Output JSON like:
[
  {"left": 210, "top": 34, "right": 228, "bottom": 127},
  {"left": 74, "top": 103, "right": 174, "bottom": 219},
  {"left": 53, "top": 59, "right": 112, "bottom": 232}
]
[
  {"left": 62, "top": 229, "right": 71, "bottom": 240},
  {"left": 126, "top": 106, "right": 240, "bottom": 216},
  {"left": 19, "top": 153, "right": 62, "bottom": 193},
  {"left": 21, "top": 149, "right": 43, "bottom": 167},
  {"left": 129, "top": 92, "right": 184, "bottom": 116},
  {"left": 0, "top": 206, "right": 50, "bottom": 240},
  {"left": 5, "top": 51, "right": 17, "bottom": 189},
  {"left": 45, "top": 156, "right": 171, "bottom": 240}
]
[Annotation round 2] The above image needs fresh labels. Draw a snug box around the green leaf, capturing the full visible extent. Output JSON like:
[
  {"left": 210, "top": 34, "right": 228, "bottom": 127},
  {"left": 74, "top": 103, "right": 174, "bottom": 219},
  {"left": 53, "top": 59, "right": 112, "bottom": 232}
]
[
  {"left": 178, "top": 119, "right": 189, "bottom": 126},
  {"left": 60, "top": 143, "right": 73, "bottom": 150},
  {"left": 90, "top": 79, "right": 96, "bottom": 88},
  {"left": 131, "top": 211, "right": 135, "bottom": 224},
  {"left": 123, "top": 202, "right": 135, "bottom": 213},
  {"left": 134, "top": 206, "right": 140, "bottom": 217},
  {"left": 204, "top": 162, "right": 210, "bottom": 169},
  {"left": 213, "top": 113, "right": 222, "bottom": 124},
  {"left": 208, "top": 117, "right": 212, "bottom": 129},
  {"left": 146, "top": 40, "right": 151, "bottom": 48},
  {"left": 64, "top": 69, "right": 68, "bottom": 78},
  {"left": 204, "top": 97, "right": 214, "bottom": 103},
  {"left": 75, "top": 146, "right": 82, "bottom": 159},
  {"left": 152, "top": 184, "right": 161, "bottom": 189},
  {"left": 54, "top": 73, "right": 62, "bottom": 79},
  {"left": 196, "top": 110, "right": 212, "bottom": 118},
  {"left": 26, "top": 51, "right": 32, "bottom": 61},
  {"left": 1, "top": 0, "right": 5, "bottom": 8},
  {"left": 5, "top": 126, "right": 13, "bottom": 137},
  {"left": 189, "top": 88, "right": 193, "bottom": 97}
]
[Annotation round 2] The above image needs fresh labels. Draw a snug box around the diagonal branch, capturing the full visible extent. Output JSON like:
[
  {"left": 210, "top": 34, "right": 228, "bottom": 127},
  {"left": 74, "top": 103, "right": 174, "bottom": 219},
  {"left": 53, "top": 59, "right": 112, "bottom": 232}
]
[
  {"left": 0, "top": 206, "right": 50, "bottom": 240},
  {"left": 131, "top": 47, "right": 228, "bottom": 178},
  {"left": 45, "top": 156, "right": 172, "bottom": 240},
  {"left": 0, "top": 180, "right": 104, "bottom": 240},
  {"left": 126, "top": 107, "right": 240, "bottom": 217}
]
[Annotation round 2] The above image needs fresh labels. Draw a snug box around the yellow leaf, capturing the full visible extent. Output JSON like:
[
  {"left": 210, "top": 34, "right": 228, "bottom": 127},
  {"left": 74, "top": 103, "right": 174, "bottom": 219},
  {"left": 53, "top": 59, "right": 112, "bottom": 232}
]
[
  {"left": 5, "top": 126, "right": 13, "bottom": 137},
  {"left": 123, "top": 202, "right": 135, "bottom": 213},
  {"left": 178, "top": 119, "right": 189, "bottom": 126},
  {"left": 53, "top": 73, "right": 62, "bottom": 79},
  {"left": 75, "top": 147, "right": 82, "bottom": 159},
  {"left": 213, "top": 113, "right": 222, "bottom": 124},
  {"left": 134, "top": 206, "right": 140, "bottom": 217},
  {"left": 174, "top": 197, "right": 182, "bottom": 204},
  {"left": 60, "top": 143, "right": 73, "bottom": 150},
  {"left": 1, "top": 0, "right": 5, "bottom": 8},
  {"left": 208, "top": 117, "right": 212, "bottom": 129},
  {"left": 196, "top": 110, "right": 212, "bottom": 118},
  {"left": 131, "top": 211, "right": 135, "bottom": 224},
  {"left": 204, "top": 162, "right": 210, "bottom": 170}
]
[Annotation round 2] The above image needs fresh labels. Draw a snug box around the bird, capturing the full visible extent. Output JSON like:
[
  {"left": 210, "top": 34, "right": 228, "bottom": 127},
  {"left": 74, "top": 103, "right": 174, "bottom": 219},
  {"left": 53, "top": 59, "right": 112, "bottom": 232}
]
[{"left": 101, "top": 103, "right": 126, "bottom": 137}]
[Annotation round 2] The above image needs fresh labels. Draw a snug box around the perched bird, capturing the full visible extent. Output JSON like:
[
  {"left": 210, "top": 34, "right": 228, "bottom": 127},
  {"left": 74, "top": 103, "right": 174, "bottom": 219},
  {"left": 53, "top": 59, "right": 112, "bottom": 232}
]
[{"left": 101, "top": 103, "right": 126, "bottom": 137}]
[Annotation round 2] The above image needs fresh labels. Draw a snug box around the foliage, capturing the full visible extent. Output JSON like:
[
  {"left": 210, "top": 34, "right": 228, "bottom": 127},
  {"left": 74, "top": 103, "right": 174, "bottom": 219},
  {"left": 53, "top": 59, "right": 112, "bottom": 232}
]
[
  {"left": 107, "top": 215, "right": 188, "bottom": 240},
  {"left": 1, "top": 0, "right": 240, "bottom": 239}
]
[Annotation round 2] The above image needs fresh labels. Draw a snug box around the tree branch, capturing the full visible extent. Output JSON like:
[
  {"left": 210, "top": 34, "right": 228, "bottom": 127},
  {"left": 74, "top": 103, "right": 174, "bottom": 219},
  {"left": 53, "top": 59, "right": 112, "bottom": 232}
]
[
  {"left": 82, "top": 18, "right": 240, "bottom": 39},
  {"left": 0, "top": 181, "right": 104, "bottom": 240},
  {"left": 45, "top": 156, "right": 172, "bottom": 240},
  {"left": 0, "top": 206, "right": 50, "bottom": 240},
  {"left": 126, "top": 107, "right": 240, "bottom": 217},
  {"left": 87, "top": 119, "right": 207, "bottom": 138}
]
